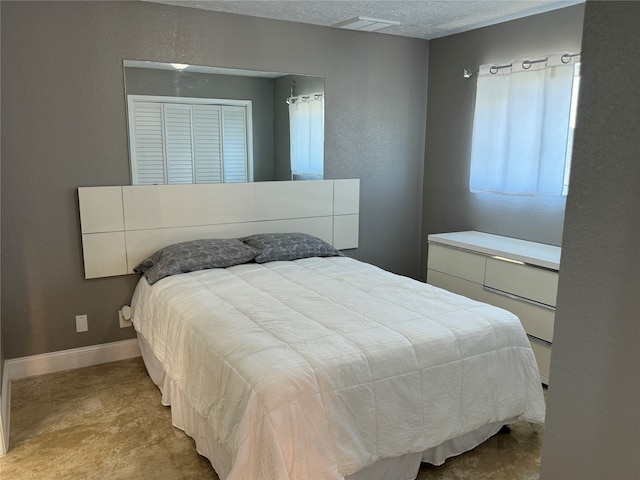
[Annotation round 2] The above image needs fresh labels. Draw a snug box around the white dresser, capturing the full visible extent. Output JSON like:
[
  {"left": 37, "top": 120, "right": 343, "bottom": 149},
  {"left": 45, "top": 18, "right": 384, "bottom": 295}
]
[{"left": 427, "top": 231, "right": 561, "bottom": 385}]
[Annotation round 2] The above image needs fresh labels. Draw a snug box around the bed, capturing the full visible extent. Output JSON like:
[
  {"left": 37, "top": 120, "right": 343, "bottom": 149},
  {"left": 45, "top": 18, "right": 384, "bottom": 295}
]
[
  {"left": 129, "top": 236, "right": 545, "bottom": 480},
  {"left": 77, "top": 181, "right": 545, "bottom": 480}
]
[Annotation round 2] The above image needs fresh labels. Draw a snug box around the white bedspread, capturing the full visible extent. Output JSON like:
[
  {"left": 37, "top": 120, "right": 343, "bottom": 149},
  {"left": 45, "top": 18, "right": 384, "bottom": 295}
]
[{"left": 131, "top": 256, "right": 545, "bottom": 480}]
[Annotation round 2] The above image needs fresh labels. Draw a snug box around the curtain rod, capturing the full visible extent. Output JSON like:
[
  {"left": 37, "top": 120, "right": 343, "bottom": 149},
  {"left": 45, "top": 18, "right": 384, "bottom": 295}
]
[
  {"left": 463, "top": 52, "right": 580, "bottom": 78},
  {"left": 286, "top": 93, "right": 323, "bottom": 105}
]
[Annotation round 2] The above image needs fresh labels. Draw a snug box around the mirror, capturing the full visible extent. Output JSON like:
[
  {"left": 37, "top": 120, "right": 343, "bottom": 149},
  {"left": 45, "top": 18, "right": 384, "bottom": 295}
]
[{"left": 123, "top": 60, "right": 325, "bottom": 184}]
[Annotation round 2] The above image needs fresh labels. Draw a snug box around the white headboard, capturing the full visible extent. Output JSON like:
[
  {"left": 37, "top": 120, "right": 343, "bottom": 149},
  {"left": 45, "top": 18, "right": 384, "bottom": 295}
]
[{"left": 78, "top": 179, "right": 359, "bottom": 279}]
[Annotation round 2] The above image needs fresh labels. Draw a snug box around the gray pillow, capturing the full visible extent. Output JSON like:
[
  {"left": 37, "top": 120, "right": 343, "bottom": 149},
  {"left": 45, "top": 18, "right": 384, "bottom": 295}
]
[
  {"left": 241, "top": 232, "right": 342, "bottom": 264},
  {"left": 134, "top": 238, "right": 260, "bottom": 285}
]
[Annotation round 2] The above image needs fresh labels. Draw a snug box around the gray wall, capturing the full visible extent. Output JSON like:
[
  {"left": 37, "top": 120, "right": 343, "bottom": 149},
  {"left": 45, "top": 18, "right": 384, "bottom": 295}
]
[
  {"left": 0, "top": 1, "right": 428, "bottom": 358},
  {"left": 540, "top": 1, "right": 640, "bottom": 478},
  {"left": 422, "top": 4, "right": 585, "bottom": 278}
]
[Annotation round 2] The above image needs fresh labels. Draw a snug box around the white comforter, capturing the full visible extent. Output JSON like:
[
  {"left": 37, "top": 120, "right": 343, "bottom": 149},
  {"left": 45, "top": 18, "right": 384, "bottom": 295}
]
[{"left": 131, "top": 256, "right": 545, "bottom": 480}]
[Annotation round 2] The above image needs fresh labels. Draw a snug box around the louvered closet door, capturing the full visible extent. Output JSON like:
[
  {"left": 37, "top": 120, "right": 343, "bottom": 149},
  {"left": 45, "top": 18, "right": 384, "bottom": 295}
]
[
  {"left": 222, "top": 106, "right": 248, "bottom": 183},
  {"left": 164, "top": 103, "right": 194, "bottom": 184},
  {"left": 131, "top": 102, "right": 166, "bottom": 185},
  {"left": 129, "top": 97, "right": 250, "bottom": 185},
  {"left": 192, "top": 105, "right": 223, "bottom": 183}
]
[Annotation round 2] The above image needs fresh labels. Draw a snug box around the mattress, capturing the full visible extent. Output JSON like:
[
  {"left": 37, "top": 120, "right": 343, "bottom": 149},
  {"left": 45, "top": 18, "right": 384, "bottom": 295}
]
[{"left": 131, "top": 256, "right": 545, "bottom": 480}]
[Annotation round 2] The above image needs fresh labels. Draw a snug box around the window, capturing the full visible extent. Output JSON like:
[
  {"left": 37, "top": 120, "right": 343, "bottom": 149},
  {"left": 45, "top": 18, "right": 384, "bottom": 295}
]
[
  {"left": 127, "top": 95, "right": 253, "bottom": 185},
  {"left": 469, "top": 53, "right": 580, "bottom": 196}
]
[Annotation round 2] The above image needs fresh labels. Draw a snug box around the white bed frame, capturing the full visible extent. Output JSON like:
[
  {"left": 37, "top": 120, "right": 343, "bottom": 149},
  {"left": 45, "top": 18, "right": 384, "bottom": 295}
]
[{"left": 78, "top": 179, "right": 359, "bottom": 279}]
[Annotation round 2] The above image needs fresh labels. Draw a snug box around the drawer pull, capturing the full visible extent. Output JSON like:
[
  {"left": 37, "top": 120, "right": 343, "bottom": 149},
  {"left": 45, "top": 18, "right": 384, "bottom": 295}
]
[
  {"left": 482, "top": 285, "right": 556, "bottom": 311},
  {"left": 492, "top": 255, "right": 525, "bottom": 265},
  {"left": 527, "top": 333, "right": 552, "bottom": 347}
]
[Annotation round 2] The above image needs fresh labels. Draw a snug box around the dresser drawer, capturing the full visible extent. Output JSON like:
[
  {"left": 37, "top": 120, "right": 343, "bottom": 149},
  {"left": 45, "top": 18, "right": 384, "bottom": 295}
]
[
  {"left": 427, "top": 244, "right": 486, "bottom": 284},
  {"left": 427, "top": 269, "right": 486, "bottom": 300},
  {"left": 477, "top": 287, "right": 555, "bottom": 343},
  {"left": 484, "top": 257, "right": 558, "bottom": 307}
]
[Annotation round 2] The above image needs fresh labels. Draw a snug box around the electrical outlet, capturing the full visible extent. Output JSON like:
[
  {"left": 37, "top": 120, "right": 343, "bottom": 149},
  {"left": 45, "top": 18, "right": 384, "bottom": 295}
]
[
  {"left": 75, "top": 314, "right": 88, "bottom": 332},
  {"left": 119, "top": 310, "right": 132, "bottom": 328}
]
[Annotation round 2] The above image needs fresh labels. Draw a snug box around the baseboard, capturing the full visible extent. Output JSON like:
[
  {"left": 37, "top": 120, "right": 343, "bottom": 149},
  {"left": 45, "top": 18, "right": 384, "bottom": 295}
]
[
  {"left": 6, "top": 339, "right": 141, "bottom": 380},
  {"left": 0, "top": 362, "right": 10, "bottom": 456}
]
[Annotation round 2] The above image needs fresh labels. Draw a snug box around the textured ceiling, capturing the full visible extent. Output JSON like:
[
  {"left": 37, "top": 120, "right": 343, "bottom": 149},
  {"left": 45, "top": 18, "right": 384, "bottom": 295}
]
[{"left": 146, "top": 0, "right": 583, "bottom": 40}]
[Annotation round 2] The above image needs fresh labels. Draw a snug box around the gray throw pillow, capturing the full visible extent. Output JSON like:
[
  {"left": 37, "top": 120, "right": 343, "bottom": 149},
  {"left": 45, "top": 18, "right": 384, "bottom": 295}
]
[
  {"left": 134, "top": 238, "right": 260, "bottom": 285},
  {"left": 241, "top": 232, "right": 342, "bottom": 264}
]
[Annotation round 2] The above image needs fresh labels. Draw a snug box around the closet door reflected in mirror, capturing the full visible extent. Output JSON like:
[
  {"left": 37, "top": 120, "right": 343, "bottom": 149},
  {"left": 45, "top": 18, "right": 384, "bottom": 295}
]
[{"left": 128, "top": 95, "right": 252, "bottom": 184}]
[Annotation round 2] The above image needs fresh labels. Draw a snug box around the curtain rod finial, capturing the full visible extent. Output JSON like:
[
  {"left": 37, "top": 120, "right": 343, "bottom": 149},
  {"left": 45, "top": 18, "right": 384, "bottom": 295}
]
[{"left": 463, "top": 68, "right": 475, "bottom": 78}]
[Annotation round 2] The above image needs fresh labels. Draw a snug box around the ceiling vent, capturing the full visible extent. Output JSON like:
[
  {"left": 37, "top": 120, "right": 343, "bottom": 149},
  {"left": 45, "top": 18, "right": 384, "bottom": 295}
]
[{"left": 333, "top": 16, "right": 401, "bottom": 33}]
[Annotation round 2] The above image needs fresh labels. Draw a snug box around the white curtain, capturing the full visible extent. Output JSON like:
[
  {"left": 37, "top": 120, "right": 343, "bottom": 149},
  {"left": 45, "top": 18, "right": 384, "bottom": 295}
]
[
  {"left": 469, "top": 53, "right": 578, "bottom": 196},
  {"left": 289, "top": 94, "right": 324, "bottom": 179}
]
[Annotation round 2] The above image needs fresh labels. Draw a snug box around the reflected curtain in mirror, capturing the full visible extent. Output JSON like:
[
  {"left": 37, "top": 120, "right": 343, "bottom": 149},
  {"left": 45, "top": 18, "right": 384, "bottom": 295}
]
[{"left": 289, "top": 94, "right": 324, "bottom": 180}]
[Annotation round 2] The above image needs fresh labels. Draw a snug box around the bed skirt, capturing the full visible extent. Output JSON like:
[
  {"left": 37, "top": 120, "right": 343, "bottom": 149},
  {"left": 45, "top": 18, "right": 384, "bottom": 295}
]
[{"left": 137, "top": 334, "right": 511, "bottom": 480}]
